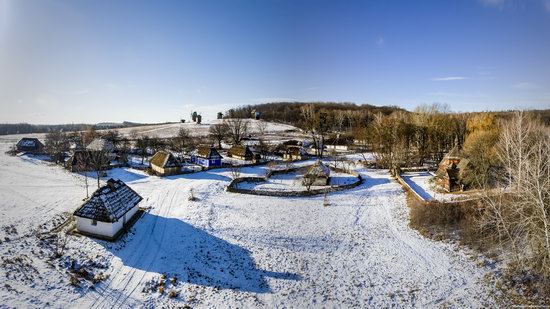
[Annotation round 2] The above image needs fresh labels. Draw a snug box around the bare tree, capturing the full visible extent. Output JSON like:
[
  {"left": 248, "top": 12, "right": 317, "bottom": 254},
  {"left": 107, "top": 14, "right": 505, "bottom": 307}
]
[
  {"left": 45, "top": 131, "right": 69, "bottom": 163},
  {"left": 225, "top": 118, "right": 248, "bottom": 145},
  {"left": 88, "top": 150, "right": 110, "bottom": 189},
  {"left": 481, "top": 111, "right": 550, "bottom": 277},
  {"left": 302, "top": 174, "right": 317, "bottom": 191},
  {"left": 175, "top": 127, "right": 190, "bottom": 153},
  {"left": 229, "top": 164, "right": 242, "bottom": 180},
  {"left": 136, "top": 134, "right": 150, "bottom": 164},
  {"left": 209, "top": 123, "right": 229, "bottom": 149}
]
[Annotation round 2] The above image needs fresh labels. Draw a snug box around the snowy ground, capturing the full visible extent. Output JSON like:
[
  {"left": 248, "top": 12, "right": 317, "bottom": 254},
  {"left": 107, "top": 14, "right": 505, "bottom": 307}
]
[{"left": 0, "top": 136, "right": 498, "bottom": 308}]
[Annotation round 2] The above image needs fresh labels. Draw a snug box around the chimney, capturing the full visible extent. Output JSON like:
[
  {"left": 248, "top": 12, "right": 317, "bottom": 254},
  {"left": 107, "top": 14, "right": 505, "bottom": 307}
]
[{"left": 107, "top": 179, "right": 116, "bottom": 190}]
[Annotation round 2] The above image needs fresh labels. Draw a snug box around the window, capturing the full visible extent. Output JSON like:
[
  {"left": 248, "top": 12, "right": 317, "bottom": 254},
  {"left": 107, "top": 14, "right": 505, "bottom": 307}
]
[{"left": 91, "top": 219, "right": 97, "bottom": 226}]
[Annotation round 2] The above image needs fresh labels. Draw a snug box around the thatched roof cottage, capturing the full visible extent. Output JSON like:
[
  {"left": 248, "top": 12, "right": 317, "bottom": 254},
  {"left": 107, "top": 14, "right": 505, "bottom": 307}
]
[
  {"left": 150, "top": 150, "right": 182, "bottom": 176},
  {"left": 191, "top": 146, "right": 223, "bottom": 168}
]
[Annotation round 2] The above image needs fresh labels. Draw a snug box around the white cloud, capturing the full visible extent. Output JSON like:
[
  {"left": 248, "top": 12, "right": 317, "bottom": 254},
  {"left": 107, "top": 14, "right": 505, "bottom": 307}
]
[
  {"left": 432, "top": 76, "right": 468, "bottom": 81},
  {"left": 512, "top": 82, "right": 538, "bottom": 89},
  {"left": 376, "top": 37, "right": 385, "bottom": 47},
  {"left": 545, "top": 0, "right": 550, "bottom": 12}
]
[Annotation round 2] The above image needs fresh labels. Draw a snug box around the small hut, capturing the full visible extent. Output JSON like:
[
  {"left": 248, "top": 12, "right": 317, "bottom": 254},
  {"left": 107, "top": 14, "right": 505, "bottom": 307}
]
[
  {"left": 16, "top": 138, "right": 44, "bottom": 153},
  {"left": 191, "top": 146, "right": 223, "bottom": 168},
  {"left": 73, "top": 179, "right": 142, "bottom": 240},
  {"left": 150, "top": 151, "right": 182, "bottom": 176},
  {"left": 228, "top": 145, "right": 253, "bottom": 161},
  {"left": 303, "top": 160, "right": 331, "bottom": 186}
]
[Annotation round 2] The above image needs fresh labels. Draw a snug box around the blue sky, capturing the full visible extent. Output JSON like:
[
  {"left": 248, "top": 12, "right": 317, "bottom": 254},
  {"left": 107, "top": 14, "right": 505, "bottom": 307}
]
[{"left": 0, "top": 0, "right": 549, "bottom": 124}]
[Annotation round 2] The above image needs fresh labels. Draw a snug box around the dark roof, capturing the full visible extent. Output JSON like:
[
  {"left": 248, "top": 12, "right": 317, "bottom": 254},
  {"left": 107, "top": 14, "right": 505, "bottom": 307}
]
[
  {"left": 150, "top": 151, "right": 180, "bottom": 168},
  {"left": 196, "top": 146, "right": 222, "bottom": 159},
  {"left": 16, "top": 138, "right": 43, "bottom": 149},
  {"left": 325, "top": 136, "right": 353, "bottom": 146},
  {"left": 228, "top": 145, "right": 253, "bottom": 158},
  {"left": 282, "top": 140, "right": 302, "bottom": 146},
  {"left": 74, "top": 179, "right": 142, "bottom": 222}
]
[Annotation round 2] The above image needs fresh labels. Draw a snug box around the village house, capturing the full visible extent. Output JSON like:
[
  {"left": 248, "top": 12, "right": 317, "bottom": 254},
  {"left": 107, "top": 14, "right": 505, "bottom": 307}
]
[
  {"left": 324, "top": 135, "right": 353, "bottom": 151},
  {"left": 228, "top": 145, "right": 254, "bottom": 161},
  {"left": 191, "top": 146, "right": 223, "bottom": 168},
  {"left": 73, "top": 178, "right": 143, "bottom": 240},
  {"left": 65, "top": 150, "right": 110, "bottom": 172},
  {"left": 16, "top": 138, "right": 44, "bottom": 153},
  {"left": 283, "top": 147, "right": 307, "bottom": 161},
  {"left": 149, "top": 150, "right": 182, "bottom": 176},
  {"left": 435, "top": 144, "right": 470, "bottom": 192},
  {"left": 303, "top": 160, "right": 331, "bottom": 186}
]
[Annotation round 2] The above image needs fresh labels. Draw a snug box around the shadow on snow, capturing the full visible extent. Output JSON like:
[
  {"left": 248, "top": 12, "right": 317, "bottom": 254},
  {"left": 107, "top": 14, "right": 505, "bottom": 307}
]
[
  {"left": 401, "top": 174, "right": 434, "bottom": 201},
  {"left": 99, "top": 213, "right": 300, "bottom": 293}
]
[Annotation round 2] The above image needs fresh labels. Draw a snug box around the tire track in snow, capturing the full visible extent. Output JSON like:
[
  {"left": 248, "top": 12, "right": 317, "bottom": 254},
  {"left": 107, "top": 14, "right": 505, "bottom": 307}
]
[{"left": 90, "top": 184, "right": 174, "bottom": 308}]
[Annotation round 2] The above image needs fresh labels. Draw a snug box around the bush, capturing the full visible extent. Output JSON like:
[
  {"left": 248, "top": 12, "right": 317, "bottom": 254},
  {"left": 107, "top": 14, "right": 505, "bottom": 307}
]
[{"left": 408, "top": 194, "right": 489, "bottom": 251}]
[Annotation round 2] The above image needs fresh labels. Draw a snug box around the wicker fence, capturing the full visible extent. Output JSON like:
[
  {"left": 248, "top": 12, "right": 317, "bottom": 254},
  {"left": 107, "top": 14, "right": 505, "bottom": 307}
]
[{"left": 226, "top": 166, "right": 363, "bottom": 197}]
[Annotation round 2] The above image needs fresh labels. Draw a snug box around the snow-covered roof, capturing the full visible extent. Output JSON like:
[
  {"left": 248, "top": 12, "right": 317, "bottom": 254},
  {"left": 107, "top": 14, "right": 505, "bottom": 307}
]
[
  {"left": 16, "top": 138, "right": 43, "bottom": 149},
  {"left": 74, "top": 179, "right": 142, "bottom": 222},
  {"left": 87, "top": 138, "right": 115, "bottom": 152}
]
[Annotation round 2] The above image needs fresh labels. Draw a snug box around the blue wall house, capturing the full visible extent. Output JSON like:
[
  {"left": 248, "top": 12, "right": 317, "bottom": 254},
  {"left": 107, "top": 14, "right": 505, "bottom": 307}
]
[{"left": 191, "top": 146, "right": 223, "bottom": 168}]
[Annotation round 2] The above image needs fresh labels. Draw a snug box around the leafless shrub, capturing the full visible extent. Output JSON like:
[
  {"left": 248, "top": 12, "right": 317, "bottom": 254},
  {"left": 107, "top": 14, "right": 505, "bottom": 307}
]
[
  {"left": 229, "top": 164, "right": 241, "bottom": 180},
  {"left": 168, "top": 289, "right": 179, "bottom": 298}
]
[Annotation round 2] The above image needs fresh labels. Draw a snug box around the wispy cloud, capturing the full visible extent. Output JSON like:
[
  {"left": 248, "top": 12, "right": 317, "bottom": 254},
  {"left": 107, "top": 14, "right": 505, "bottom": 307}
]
[
  {"left": 305, "top": 87, "right": 318, "bottom": 91},
  {"left": 545, "top": 0, "right": 550, "bottom": 12},
  {"left": 512, "top": 82, "right": 538, "bottom": 89},
  {"left": 432, "top": 76, "right": 468, "bottom": 81}
]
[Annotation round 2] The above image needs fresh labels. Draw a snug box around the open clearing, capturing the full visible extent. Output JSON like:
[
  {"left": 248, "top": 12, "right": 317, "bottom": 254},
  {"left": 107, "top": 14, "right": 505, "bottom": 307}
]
[{"left": 0, "top": 135, "right": 497, "bottom": 308}]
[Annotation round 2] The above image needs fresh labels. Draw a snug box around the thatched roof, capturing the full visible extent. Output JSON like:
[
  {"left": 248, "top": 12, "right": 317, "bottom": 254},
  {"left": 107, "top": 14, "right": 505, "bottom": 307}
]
[
  {"left": 74, "top": 179, "right": 142, "bottom": 222},
  {"left": 150, "top": 151, "right": 180, "bottom": 168},
  {"left": 228, "top": 145, "right": 253, "bottom": 158},
  {"left": 196, "top": 146, "right": 222, "bottom": 159},
  {"left": 306, "top": 160, "right": 330, "bottom": 177}
]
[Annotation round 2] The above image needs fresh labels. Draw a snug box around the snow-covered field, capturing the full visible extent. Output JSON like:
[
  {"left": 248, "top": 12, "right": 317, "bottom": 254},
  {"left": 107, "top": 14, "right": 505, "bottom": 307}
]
[{"left": 0, "top": 135, "right": 498, "bottom": 308}]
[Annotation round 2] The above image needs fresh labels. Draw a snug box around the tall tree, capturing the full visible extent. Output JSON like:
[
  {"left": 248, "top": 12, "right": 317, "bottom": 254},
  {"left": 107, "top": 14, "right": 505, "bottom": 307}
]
[{"left": 209, "top": 123, "right": 229, "bottom": 149}]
